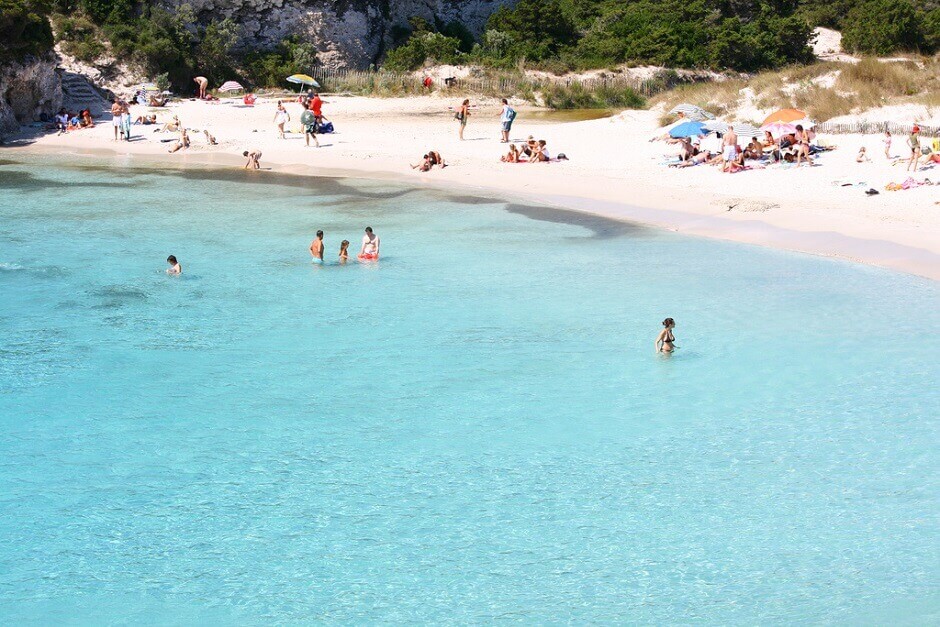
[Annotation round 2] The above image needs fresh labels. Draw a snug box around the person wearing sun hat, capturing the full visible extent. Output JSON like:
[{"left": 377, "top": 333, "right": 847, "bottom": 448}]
[{"left": 907, "top": 125, "right": 922, "bottom": 172}]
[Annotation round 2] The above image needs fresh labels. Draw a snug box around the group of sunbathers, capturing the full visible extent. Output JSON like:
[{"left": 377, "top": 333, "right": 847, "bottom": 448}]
[
  {"left": 53, "top": 108, "right": 94, "bottom": 133},
  {"left": 671, "top": 124, "right": 824, "bottom": 171},
  {"left": 501, "top": 136, "right": 563, "bottom": 163}
]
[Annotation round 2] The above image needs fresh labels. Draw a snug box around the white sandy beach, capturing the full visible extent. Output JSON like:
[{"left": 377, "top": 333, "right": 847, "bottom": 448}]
[{"left": 7, "top": 94, "right": 939, "bottom": 279}]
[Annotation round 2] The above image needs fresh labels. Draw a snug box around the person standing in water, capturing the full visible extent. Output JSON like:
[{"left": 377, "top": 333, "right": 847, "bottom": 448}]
[
  {"left": 309, "top": 230, "right": 325, "bottom": 262},
  {"left": 194, "top": 76, "right": 208, "bottom": 99},
  {"left": 655, "top": 318, "right": 677, "bottom": 353},
  {"left": 166, "top": 255, "right": 181, "bottom": 275},
  {"left": 358, "top": 226, "right": 380, "bottom": 260},
  {"left": 339, "top": 240, "right": 349, "bottom": 263}
]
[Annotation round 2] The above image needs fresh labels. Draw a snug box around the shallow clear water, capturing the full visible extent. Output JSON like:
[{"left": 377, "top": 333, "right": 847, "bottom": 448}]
[{"left": 1, "top": 156, "right": 938, "bottom": 623}]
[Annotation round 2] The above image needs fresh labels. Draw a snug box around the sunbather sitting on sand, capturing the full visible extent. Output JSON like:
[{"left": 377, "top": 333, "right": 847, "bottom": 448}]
[
  {"left": 744, "top": 137, "right": 763, "bottom": 160},
  {"left": 149, "top": 95, "right": 167, "bottom": 107},
  {"left": 529, "top": 140, "right": 550, "bottom": 162},
  {"left": 794, "top": 125, "right": 813, "bottom": 166},
  {"left": 501, "top": 144, "right": 520, "bottom": 163},
  {"left": 204, "top": 130, "right": 218, "bottom": 145},
  {"left": 856, "top": 147, "right": 870, "bottom": 163},
  {"left": 160, "top": 116, "right": 180, "bottom": 133},
  {"left": 412, "top": 151, "right": 445, "bottom": 171},
  {"left": 521, "top": 136, "right": 537, "bottom": 159},
  {"left": 168, "top": 129, "right": 189, "bottom": 153}
]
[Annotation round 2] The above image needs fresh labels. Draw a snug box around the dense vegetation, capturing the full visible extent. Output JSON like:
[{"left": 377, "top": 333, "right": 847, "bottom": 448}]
[
  {"left": 48, "top": 0, "right": 315, "bottom": 89},
  {"left": 388, "top": 0, "right": 940, "bottom": 72},
  {"left": 0, "top": 0, "right": 55, "bottom": 61},
  {"left": 6, "top": 0, "right": 939, "bottom": 91}
]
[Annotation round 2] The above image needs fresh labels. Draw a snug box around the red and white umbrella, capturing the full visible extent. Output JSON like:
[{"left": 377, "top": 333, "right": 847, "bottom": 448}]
[{"left": 218, "top": 81, "right": 244, "bottom": 93}]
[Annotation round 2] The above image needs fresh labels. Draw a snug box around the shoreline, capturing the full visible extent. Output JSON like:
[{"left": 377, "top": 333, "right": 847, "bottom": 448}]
[{"left": 4, "top": 96, "right": 938, "bottom": 280}]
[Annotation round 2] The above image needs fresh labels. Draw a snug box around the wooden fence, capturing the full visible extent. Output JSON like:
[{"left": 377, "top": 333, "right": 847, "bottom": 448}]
[
  {"left": 816, "top": 121, "right": 939, "bottom": 136},
  {"left": 309, "top": 66, "right": 679, "bottom": 98}
]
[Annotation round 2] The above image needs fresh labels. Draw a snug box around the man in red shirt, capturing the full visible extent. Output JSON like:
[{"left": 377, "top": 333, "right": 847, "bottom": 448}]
[{"left": 311, "top": 93, "right": 323, "bottom": 119}]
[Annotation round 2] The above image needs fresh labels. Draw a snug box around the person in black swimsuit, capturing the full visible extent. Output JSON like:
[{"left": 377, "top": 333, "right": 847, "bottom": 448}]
[{"left": 655, "top": 318, "right": 677, "bottom": 353}]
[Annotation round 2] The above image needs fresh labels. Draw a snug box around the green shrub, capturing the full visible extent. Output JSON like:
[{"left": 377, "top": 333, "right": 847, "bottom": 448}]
[
  {"left": 841, "top": 0, "right": 924, "bottom": 54},
  {"left": 0, "top": 0, "right": 55, "bottom": 60},
  {"left": 383, "top": 31, "right": 462, "bottom": 71},
  {"left": 243, "top": 37, "right": 318, "bottom": 88}
]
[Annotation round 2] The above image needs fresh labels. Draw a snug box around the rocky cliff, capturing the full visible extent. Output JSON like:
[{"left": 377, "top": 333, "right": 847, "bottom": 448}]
[
  {"left": 0, "top": 54, "right": 62, "bottom": 135},
  {"left": 173, "top": 0, "right": 515, "bottom": 69}
]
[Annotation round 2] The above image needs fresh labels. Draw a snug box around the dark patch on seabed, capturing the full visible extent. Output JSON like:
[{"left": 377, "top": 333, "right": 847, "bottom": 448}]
[
  {"left": 503, "top": 203, "right": 646, "bottom": 239},
  {"left": 21, "top": 159, "right": 426, "bottom": 201},
  {"left": 0, "top": 170, "right": 139, "bottom": 192}
]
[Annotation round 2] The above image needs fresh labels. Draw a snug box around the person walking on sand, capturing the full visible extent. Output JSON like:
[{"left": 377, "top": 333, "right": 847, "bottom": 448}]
[
  {"left": 655, "top": 318, "right": 677, "bottom": 353},
  {"left": 309, "top": 230, "right": 325, "bottom": 262},
  {"left": 243, "top": 150, "right": 262, "bottom": 169},
  {"left": 358, "top": 226, "right": 380, "bottom": 261},
  {"left": 456, "top": 99, "right": 470, "bottom": 140},
  {"left": 883, "top": 130, "right": 892, "bottom": 159},
  {"left": 166, "top": 255, "right": 181, "bottom": 275},
  {"left": 274, "top": 101, "right": 290, "bottom": 139},
  {"left": 498, "top": 98, "right": 515, "bottom": 143},
  {"left": 194, "top": 76, "right": 208, "bottom": 99},
  {"left": 301, "top": 106, "right": 319, "bottom": 148},
  {"left": 110, "top": 99, "right": 123, "bottom": 141},
  {"left": 907, "top": 126, "right": 923, "bottom": 172}
]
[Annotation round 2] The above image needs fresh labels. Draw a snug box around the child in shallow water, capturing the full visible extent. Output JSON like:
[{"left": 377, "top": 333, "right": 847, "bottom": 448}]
[
  {"left": 339, "top": 240, "right": 349, "bottom": 262},
  {"left": 166, "top": 255, "right": 181, "bottom": 275}
]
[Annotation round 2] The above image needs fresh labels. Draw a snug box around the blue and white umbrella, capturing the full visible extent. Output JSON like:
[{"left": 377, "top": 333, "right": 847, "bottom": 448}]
[
  {"left": 669, "top": 103, "right": 716, "bottom": 121},
  {"left": 704, "top": 121, "right": 761, "bottom": 138},
  {"left": 669, "top": 120, "right": 708, "bottom": 138}
]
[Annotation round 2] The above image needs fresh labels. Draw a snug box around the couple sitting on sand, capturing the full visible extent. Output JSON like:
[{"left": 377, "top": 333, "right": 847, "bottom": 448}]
[
  {"left": 309, "top": 227, "right": 380, "bottom": 263},
  {"left": 411, "top": 151, "right": 446, "bottom": 171}
]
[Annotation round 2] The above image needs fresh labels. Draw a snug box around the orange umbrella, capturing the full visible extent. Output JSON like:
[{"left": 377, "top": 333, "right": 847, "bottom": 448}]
[{"left": 762, "top": 108, "right": 807, "bottom": 126}]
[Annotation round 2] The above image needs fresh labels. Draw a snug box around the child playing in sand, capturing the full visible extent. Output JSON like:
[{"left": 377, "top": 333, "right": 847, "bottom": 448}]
[
  {"left": 166, "top": 255, "right": 181, "bottom": 275},
  {"left": 856, "top": 147, "right": 870, "bottom": 162},
  {"left": 339, "top": 240, "right": 349, "bottom": 262},
  {"left": 243, "top": 150, "right": 262, "bottom": 169}
]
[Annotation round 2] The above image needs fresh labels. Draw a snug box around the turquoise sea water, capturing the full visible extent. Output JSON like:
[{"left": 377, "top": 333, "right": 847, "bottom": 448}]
[{"left": 0, "top": 155, "right": 938, "bottom": 623}]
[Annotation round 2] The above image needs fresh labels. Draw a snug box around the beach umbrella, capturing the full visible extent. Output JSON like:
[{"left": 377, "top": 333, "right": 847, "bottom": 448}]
[
  {"left": 668, "top": 103, "right": 716, "bottom": 121},
  {"left": 286, "top": 74, "right": 320, "bottom": 90},
  {"left": 761, "top": 121, "right": 796, "bottom": 136},
  {"left": 218, "top": 80, "right": 244, "bottom": 93},
  {"left": 703, "top": 121, "right": 761, "bottom": 138},
  {"left": 669, "top": 120, "right": 707, "bottom": 138},
  {"left": 762, "top": 108, "right": 807, "bottom": 126}
]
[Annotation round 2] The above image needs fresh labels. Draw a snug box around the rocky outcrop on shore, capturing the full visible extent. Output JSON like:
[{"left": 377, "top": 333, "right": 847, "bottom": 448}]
[
  {"left": 176, "top": 0, "right": 515, "bottom": 69},
  {"left": 0, "top": 55, "right": 61, "bottom": 135}
]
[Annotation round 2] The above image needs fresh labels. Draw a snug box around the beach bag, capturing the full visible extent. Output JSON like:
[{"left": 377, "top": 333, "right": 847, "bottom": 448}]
[
  {"left": 506, "top": 107, "right": 516, "bottom": 122},
  {"left": 319, "top": 121, "right": 334, "bottom": 134},
  {"left": 454, "top": 110, "right": 463, "bottom": 121}
]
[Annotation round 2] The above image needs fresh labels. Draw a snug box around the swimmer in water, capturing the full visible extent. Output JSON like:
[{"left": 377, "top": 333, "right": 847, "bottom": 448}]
[
  {"left": 166, "top": 255, "right": 181, "bottom": 275},
  {"left": 358, "top": 226, "right": 380, "bottom": 260},
  {"left": 309, "top": 230, "right": 324, "bottom": 262},
  {"left": 655, "top": 318, "right": 676, "bottom": 353},
  {"left": 339, "top": 240, "right": 349, "bottom": 263}
]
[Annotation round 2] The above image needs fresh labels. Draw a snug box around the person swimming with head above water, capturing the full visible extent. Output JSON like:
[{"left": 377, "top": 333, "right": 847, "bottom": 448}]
[
  {"left": 655, "top": 318, "right": 677, "bottom": 353},
  {"left": 166, "top": 255, "right": 181, "bottom": 275},
  {"left": 358, "top": 226, "right": 380, "bottom": 261}
]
